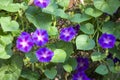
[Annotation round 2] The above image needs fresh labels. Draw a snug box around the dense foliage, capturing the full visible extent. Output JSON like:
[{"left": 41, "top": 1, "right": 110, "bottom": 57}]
[{"left": 0, "top": 0, "right": 120, "bottom": 80}]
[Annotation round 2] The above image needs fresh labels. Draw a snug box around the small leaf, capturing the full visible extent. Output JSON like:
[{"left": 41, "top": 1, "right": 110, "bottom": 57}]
[
  {"left": 57, "top": 0, "right": 69, "bottom": 8},
  {"left": 95, "top": 64, "right": 108, "bottom": 75},
  {"left": 25, "top": 52, "right": 38, "bottom": 63},
  {"left": 85, "top": 7, "right": 103, "bottom": 17},
  {"left": 91, "top": 52, "right": 106, "bottom": 61},
  {"left": 48, "top": 26, "right": 58, "bottom": 36},
  {"left": 76, "top": 35, "right": 95, "bottom": 50},
  {"left": 44, "top": 68, "right": 57, "bottom": 79},
  {"left": 0, "top": 17, "right": 19, "bottom": 32},
  {"left": 80, "top": 23, "right": 94, "bottom": 34},
  {"left": 70, "top": 13, "right": 92, "bottom": 23},
  {"left": 63, "top": 64, "right": 72, "bottom": 73},
  {"left": 51, "top": 49, "right": 66, "bottom": 63}
]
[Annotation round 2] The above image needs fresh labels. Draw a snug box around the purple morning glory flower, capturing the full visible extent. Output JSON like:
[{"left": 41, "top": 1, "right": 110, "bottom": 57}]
[
  {"left": 73, "top": 24, "right": 80, "bottom": 33},
  {"left": 34, "top": 0, "right": 50, "bottom": 8},
  {"left": 36, "top": 47, "right": 54, "bottom": 62},
  {"left": 16, "top": 32, "right": 34, "bottom": 53},
  {"left": 76, "top": 57, "right": 89, "bottom": 71},
  {"left": 32, "top": 29, "right": 49, "bottom": 46},
  {"left": 98, "top": 33, "right": 116, "bottom": 49},
  {"left": 59, "top": 26, "right": 76, "bottom": 42},
  {"left": 72, "top": 72, "right": 90, "bottom": 80}
]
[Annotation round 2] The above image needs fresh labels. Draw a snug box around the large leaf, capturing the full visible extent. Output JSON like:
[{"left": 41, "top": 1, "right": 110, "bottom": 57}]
[
  {"left": 95, "top": 64, "right": 108, "bottom": 75},
  {"left": 0, "top": 55, "right": 23, "bottom": 80},
  {"left": 25, "top": 6, "right": 52, "bottom": 30},
  {"left": 93, "top": 0, "right": 120, "bottom": 15},
  {"left": 69, "top": 13, "right": 92, "bottom": 23},
  {"left": 85, "top": 7, "right": 103, "bottom": 17},
  {"left": 21, "top": 69, "right": 39, "bottom": 80},
  {"left": 42, "top": 3, "right": 69, "bottom": 19},
  {"left": 0, "top": 44, "right": 13, "bottom": 59},
  {"left": 0, "top": 17, "right": 19, "bottom": 32},
  {"left": 76, "top": 35, "right": 95, "bottom": 50},
  {"left": 51, "top": 49, "right": 66, "bottom": 63},
  {"left": 102, "top": 21, "right": 120, "bottom": 39},
  {"left": 44, "top": 68, "right": 57, "bottom": 79}
]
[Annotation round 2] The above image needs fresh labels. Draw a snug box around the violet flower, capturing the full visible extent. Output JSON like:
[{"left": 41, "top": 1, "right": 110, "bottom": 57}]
[
  {"left": 98, "top": 33, "right": 116, "bottom": 49},
  {"left": 59, "top": 26, "right": 76, "bottom": 42},
  {"left": 34, "top": 0, "right": 50, "bottom": 8},
  {"left": 73, "top": 24, "right": 80, "bottom": 33},
  {"left": 72, "top": 71, "right": 90, "bottom": 80},
  {"left": 32, "top": 29, "right": 49, "bottom": 46},
  {"left": 36, "top": 47, "right": 54, "bottom": 62},
  {"left": 16, "top": 32, "right": 34, "bottom": 53},
  {"left": 76, "top": 57, "right": 89, "bottom": 71}
]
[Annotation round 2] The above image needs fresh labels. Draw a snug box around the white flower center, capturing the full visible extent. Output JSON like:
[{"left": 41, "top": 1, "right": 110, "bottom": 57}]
[
  {"left": 78, "top": 77, "right": 82, "bottom": 80},
  {"left": 38, "top": 0, "right": 45, "bottom": 3},
  {"left": 42, "top": 54, "right": 47, "bottom": 58},
  {"left": 37, "top": 34, "right": 44, "bottom": 41},
  {"left": 63, "top": 31, "right": 70, "bottom": 37},
  {"left": 20, "top": 40, "right": 28, "bottom": 48},
  {"left": 104, "top": 38, "right": 111, "bottom": 44}
]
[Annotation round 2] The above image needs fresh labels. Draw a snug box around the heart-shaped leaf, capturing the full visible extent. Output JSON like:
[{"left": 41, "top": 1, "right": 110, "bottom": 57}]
[
  {"left": 0, "top": 17, "right": 19, "bottom": 32},
  {"left": 85, "top": 7, "right": 103, "bottom": 17},
  {"left": 70, "top": 13, "right": 92, "bottom": 23},
  {"left": 95, "top": 64, "right": 108, "bottom": 75},
  {"left": 44, "top": 68, "right": 57, "bottom": 79},
  {"left": 76, "top": 35, "right": 95, "bottom": 50},
  {"left": 93, "top": 0, "right": 120, "bottom": 15},
  {"left": 91, "top": 52, "right": 106, "bottom": 61},
  {"left": 80, "top": 23, "right": 94, "bottom": 34},
  {"left": 51, "top": 49, "right": 66, "bottom": 63}
]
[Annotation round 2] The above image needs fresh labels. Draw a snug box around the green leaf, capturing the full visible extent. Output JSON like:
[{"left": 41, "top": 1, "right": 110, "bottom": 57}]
[
  {"left": 63, "top": 64, "right": 72, "bottom": 73},
  {"left": 51, "top": 49, "right": 66, "bottom": 63},
  {"left": 44, "top": 68, "right": 57, "bottom": 79},
  {"left": 91, "top": 52, "right": 106, "bottom": 61},
  {"left": 0, "top": 0, "right": 28, "bottom": 12},
  {"left": 85, "top": 7, "right": 103, "bottom": 17},
  {"left": 25, "top": 6, "right": 52, "bottom": 30},
  {"left": 63, "top": 58, "right": 77, "bottom": 72},
  {"left": 0, "top": 0, "right": 13, "bottom": 6},
  {"left": 95, "top": 64, "right": 108, "bottom": 75},
  {"left": 47, "top": 41, "right": 74, "bottom": 59},
  {"left": 0, "top": 43, "right": 13, "bottom": 59},
  {"left": 102, "top": 21, "right": 120, "bottom": 39},
  {"left": 69, "top": 13, "right": 92, "bottom": 23},
  {"left": 48, "top": 26, "right": 58, "bottom": 36},
  {"left": 21, "top": 69, "right": 39, "bottom": 80},
  {"left": 57, "top": 0, "right": 69, "bottom": 8},
  {"left": 0, "top": 55, "right": 23, "bottom": 80},
  {"left": 93, "top": 0, "right": 120, "bottom": 15},
  {"left": 0, "top": 17, "right": 19, "bottom": 32},
  {"left": 80, "top": 23, "right": 94, "bottom": 34},
  {"left": 76, "top": 35, "right": 95, "bottom": 50},
  {"left": 25, "top": 52, "right": 38, "bottom": 63},
  {"left": 42, "top": 1, "right": 69, "bottom": 19},
  {"left": 0, "top": 34, "right": 13, "bottom": 45}
]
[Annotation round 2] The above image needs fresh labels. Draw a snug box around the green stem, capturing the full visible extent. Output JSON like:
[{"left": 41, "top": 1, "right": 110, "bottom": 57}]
[{"left": 32, "top": 63, "right": 34, "bottom": 71}]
